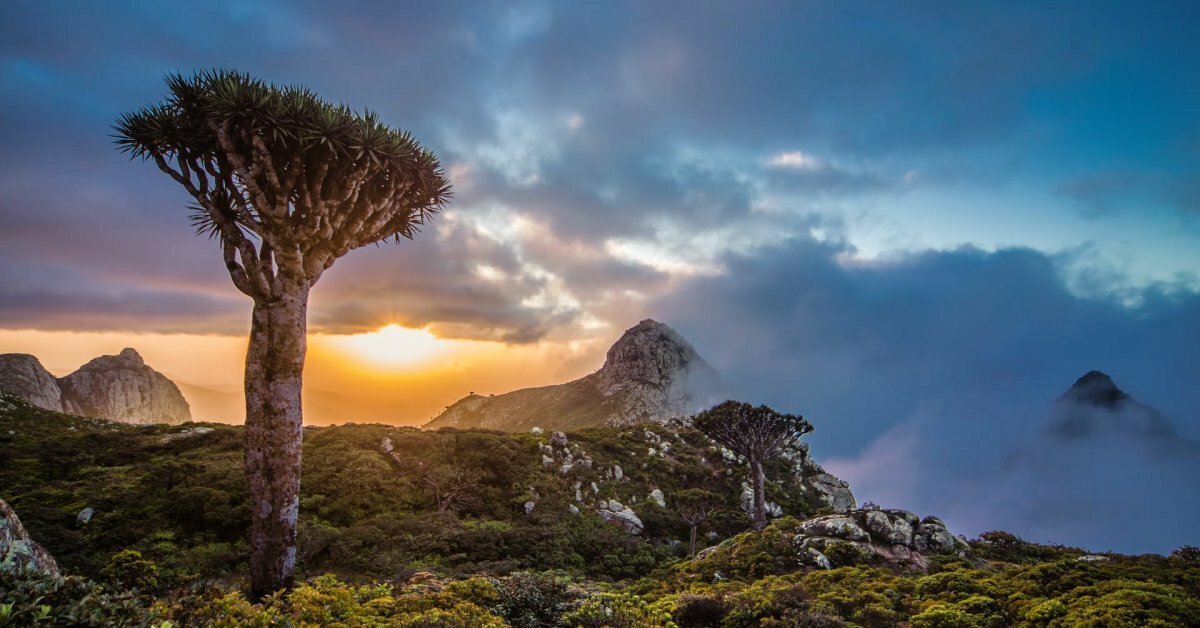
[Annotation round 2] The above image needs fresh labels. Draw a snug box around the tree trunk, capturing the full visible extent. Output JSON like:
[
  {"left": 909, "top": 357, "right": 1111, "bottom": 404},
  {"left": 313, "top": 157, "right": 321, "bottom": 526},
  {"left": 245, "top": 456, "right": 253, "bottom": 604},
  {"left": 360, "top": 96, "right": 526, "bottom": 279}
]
[
  {"left": 751, "top": 459, "right": 768, "bottom": 531},
  {"left": 689, "top": 524, "right": 698, "bottom": 556},
  {"left": 244, "top": 281, "right": 309, "bottom": 600}
]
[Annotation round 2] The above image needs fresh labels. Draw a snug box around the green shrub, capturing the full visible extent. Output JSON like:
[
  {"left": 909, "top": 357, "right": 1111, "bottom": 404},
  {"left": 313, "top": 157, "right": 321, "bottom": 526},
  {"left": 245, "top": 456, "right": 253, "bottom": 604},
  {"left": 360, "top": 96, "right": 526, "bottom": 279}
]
[
  {"left": 562, "top": 592, "right": 676, "bottom": 627},
  {"left": 0, "top": 571, "right": 157, "bottom": 627}
]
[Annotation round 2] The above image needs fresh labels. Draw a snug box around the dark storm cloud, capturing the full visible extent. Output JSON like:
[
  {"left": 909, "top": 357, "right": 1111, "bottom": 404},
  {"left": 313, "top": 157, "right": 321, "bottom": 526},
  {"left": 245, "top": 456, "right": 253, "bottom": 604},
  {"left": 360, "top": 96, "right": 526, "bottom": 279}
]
[{"left": 652, "top": 234, "right": 1200, "bottom": 552}]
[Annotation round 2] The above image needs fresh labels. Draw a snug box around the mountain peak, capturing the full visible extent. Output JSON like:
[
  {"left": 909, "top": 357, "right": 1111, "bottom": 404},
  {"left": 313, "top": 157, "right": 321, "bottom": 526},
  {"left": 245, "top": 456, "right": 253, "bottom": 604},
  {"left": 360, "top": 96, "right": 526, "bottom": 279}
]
[
  {"left": 426, "top": 318, "right": 726, "bottom": 431},
  {"left": 1062, "top": 370, "right": 1128, "bottom": 408},
  {"left": 117, "top": 347, "right": 145, "bottom": 365},
  {"left": 602, "top": 319, "right": 697, "bottom": 372}
]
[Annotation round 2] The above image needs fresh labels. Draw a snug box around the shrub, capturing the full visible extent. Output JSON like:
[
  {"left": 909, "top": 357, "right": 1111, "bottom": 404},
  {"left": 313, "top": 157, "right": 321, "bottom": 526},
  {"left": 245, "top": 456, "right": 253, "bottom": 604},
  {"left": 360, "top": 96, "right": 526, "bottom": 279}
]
[
  {"left": 491, "top": 571, "right": 580, "bottom": 627},
  {"left": 0, "top": 571, "right": 157, "bottom": 627},
  {"left": 561, "top": 592, "right": 676, "bottom": 627}
]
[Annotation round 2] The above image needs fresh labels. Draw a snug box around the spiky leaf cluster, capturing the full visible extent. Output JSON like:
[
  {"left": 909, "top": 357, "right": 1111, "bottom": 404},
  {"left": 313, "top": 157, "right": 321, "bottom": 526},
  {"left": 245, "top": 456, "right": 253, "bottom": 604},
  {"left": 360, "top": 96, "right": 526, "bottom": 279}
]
[
  {"left": 114, "top": 70, "right": 451, "bottom": 297},
  {"left": 692, "top": 400, "right": 813, "bottom": 464}
]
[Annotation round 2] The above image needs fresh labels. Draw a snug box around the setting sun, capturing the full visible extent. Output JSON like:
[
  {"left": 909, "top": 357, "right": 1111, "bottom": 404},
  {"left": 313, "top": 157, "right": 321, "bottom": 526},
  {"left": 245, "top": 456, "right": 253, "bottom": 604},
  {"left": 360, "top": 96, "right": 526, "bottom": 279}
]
[{"left": 329, "top": 324, "right": 443, "bottom": 368}]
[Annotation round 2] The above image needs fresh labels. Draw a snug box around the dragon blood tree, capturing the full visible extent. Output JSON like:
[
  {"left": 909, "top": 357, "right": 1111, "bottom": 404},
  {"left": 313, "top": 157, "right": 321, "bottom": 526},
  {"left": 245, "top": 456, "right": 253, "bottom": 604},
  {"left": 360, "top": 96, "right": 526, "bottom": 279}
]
[{"left": 115, "top": 70, "right": 450, "bottom": 597}]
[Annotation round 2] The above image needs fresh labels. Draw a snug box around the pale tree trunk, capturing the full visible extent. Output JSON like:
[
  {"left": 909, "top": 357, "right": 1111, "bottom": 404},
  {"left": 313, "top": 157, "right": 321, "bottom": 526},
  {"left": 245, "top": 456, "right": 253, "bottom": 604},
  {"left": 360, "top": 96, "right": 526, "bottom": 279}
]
[
  {"left": 689, "top": 524, "right": 698, "bottom": 556},
  {"left": 244, "top": 277, "right": 309, "bottom": 600},
  {"left": 751, "top": 459, "right": 768, "bottom": 531}
]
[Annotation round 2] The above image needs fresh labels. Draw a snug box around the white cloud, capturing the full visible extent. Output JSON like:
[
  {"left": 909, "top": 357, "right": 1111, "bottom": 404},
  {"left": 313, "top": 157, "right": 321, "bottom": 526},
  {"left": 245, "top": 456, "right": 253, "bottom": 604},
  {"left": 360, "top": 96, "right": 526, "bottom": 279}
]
[{"left": 768, "top": 150, "right": 824, "bottom": 170}]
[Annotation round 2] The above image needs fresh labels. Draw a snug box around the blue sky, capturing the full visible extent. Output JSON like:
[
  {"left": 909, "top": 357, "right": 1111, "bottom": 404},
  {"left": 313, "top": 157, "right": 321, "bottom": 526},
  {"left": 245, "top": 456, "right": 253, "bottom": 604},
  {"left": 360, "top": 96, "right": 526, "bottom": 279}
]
[{"left": 1, "top": 1, "right": 1198, "bottom": 552}]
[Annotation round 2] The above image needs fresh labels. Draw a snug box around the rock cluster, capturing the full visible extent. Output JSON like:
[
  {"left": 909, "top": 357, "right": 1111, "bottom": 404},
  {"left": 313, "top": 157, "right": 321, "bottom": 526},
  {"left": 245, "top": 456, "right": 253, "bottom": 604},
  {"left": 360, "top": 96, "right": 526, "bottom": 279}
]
[
  {"left": 0, "top": 498, "right": 59, "bottom": 577},
  {"left": 791, "top": 509, "right": 970, "bottom": 571},
  {"left": 0, "top": 348, "right": 190, "bottom": 425}
]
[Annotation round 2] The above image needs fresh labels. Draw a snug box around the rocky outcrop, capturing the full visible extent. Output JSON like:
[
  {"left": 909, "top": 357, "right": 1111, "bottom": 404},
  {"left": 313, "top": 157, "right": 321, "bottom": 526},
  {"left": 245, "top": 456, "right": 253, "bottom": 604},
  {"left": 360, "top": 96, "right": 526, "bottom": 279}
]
[
  {"left": 779, "top": 442, "right": 856, "bottom": 513},
  {"left": 0, "top": 354, "right": 64, "bottom": 412},
  {"left": 425, "top": 320, "right": 726, "bottom": 432},
  {"left": 59, "top": 348, "right": 190, "bottom": 425},
  {"left": 792, "top": 509, "right": 970, "bottom": 571},
  {"left": 0, "top": 499, "right": 59, "bottom": 577}
]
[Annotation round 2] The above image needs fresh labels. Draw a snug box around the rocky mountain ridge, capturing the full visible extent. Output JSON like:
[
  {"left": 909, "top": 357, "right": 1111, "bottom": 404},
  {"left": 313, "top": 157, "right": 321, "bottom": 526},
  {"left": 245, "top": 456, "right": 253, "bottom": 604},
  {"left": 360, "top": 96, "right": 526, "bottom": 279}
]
[
  {"left": 425, "top": 319, "right": 726, "bottom": 432},
  {"left": 0, "top": 348, "right": 190, "bottom": 425}
]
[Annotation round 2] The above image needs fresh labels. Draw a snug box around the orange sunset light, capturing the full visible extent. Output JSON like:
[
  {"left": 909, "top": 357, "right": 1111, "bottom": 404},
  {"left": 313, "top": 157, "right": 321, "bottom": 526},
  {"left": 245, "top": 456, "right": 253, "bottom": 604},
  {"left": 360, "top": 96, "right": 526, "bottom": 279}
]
[{"left": 324, "top": 324, "right": 444, "bottom": 369}]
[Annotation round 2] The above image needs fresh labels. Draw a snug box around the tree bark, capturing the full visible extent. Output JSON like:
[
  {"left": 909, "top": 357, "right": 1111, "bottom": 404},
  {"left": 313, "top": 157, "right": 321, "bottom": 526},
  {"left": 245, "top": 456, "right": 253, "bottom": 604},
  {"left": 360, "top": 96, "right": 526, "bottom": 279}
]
[
  {"left": 689, "top": 524, "right": 698, "bottom": 556},
  {"left": 751, "top": 459, "right": 768, "bottom": 531},
  {"left": 244, "top": 279, "right": 309, "bottom": 600}
]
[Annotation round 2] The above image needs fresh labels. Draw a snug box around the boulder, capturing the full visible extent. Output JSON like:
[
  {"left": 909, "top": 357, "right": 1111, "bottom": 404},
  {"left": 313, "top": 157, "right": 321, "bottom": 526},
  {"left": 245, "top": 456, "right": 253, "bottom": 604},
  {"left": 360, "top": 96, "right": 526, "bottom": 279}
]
[
  {"left": 598, "top": 502, "right": 644, "bottom": 535},
  {"left": 0, "top": 499, "right": 59, "bottom": 577},
  {"left": 648, "top": 488, "right": 666, "bottom": 508},
  {"left": 0, "top": 354, "right": 64, "bottom": 412},
  {"left": 76, "top": 507, "right": 95, "bottom": 526},
  {"left": 550, "top": 431, "right": 569, "bottom": 448}
]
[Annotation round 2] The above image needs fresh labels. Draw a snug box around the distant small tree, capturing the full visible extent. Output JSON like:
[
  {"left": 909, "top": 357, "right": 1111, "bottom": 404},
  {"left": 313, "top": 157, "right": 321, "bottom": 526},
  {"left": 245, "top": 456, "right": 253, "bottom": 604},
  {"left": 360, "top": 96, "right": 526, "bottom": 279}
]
[
  {"left": 676, "top": 489, "right": 720, "bottom": 555},
  {"left": 115, "top": 70, "right": 449, "bottom": 598},
  {"left": 692, "top": 400, "right": 812, "bottom": 531}
]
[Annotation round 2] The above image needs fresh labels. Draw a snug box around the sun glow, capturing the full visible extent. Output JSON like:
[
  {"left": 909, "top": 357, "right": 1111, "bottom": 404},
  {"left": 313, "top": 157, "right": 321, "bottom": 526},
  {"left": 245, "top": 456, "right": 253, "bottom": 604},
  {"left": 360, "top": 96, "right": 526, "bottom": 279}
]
[{"left": 329, "top": 324, "right": 443, "bottom": 368}]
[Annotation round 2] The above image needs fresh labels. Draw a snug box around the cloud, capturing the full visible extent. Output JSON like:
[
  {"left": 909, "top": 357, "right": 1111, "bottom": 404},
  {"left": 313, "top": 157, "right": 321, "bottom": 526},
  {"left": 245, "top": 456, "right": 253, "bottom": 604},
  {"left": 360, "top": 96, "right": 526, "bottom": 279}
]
[{"left": 652, "top": 233, "right": 1200, "bottom": 552}]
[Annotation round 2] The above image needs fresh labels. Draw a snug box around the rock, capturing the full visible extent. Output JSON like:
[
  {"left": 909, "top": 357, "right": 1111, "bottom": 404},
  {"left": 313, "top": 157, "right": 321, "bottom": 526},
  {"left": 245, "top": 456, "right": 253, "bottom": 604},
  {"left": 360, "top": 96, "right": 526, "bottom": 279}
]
[
  {"left": 648, "top": 488, "right": 666, "bottom": 508},
  {"left": 559, "top": 463, "right": 574, "bottom": 475},
  {"left": 541, "top": 455, "right": 554, "bottom": 468},
  {"left": 523, "top": 501, "right": 536, "bottom": 515},
  {"left": 1078, "top": 554, "right": 1110, "bottom": 562},
  {"left": 784, "top": 509, "right": 970, "bottom": 573},
  {"left": 550, "top": 431, "right": 569, "bottom": 447},
  {"left": 797, "top": 514, "right": 870, "bottom": 542},
  {"left": 598, "top": 504, "right": 644, "bottom": 535},
  {"left": 568, "top": 504, "right": 580, "bottom": 515},
  {"left": 160, "top": 426, "right": 216, "bottom": 443},
  {"left": 864, "top": 510, "right": 913, "bottom": 545},
  {"left": 530, "top": 427, "right": 543, "bottom": 434},
  {"left": 739, "top": 482, "right": 783, "bottom": 518},
  {"left": 380, "top": 436, "right": 394, "bottom": 453},
  {"left": 809, "top": 472, "right": 856, "bottom": 513},
  {"left": 424, "top": 319, "right": 729, "bottom": 431},
  {"left": 59, "top": 348, "right": 190, "bottom": 425},
  {"left": 590, "top": 482, "right": 599, "bottom": 494},
  {"left": 612, "top": 465, "right": 624, "bottom": 480},
  {"left": 0, "top": 354, "right": 64, "bottom": 412},
  {"left": 913, "top": 523, "right": 957, "bottom": 553},
  {"left": 76, "top": 507, "right": 95, "bottom": 526},
  {"left": 805, "top": 547, "right": 832, "bottom": 570},
  {"left": 0, "top": 499, "right": 59, "bottom": 577}
]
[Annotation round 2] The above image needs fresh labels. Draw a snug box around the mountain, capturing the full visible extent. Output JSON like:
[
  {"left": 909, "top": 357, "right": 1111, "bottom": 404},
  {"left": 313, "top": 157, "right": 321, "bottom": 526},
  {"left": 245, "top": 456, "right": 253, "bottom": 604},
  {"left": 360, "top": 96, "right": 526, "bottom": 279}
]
[
  {"left": 0, "top": 353, "right": 64, "bottom": 412},
  {"left": 0, "top": 348, "right": 190, "bottom": 425},
  {"left": 1049, "top": 370, "right": 1185, "bottom": 444},
  {"left": 425, "top": 319, "right": 727, "bottom": 432}
]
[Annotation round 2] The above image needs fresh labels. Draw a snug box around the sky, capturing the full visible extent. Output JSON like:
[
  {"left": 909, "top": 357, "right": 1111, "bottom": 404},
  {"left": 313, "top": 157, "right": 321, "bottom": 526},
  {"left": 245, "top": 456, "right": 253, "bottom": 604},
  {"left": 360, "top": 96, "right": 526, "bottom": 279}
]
[{"left": 1, "top": 1, "right": 1198, "bottom": 552}]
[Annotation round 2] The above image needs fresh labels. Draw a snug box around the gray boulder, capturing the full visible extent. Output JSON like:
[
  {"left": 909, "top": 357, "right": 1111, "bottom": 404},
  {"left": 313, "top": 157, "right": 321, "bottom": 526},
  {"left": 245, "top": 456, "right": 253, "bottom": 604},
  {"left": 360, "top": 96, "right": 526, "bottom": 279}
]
[
  {"left": 0, "top": 499, "right": 59, "bottom": 577},
  {"left": 0, "top": 354, "right": 64, "bottom": 412},
  {"left": 598, "top": 500, "right": 644, "bottom": 535}
]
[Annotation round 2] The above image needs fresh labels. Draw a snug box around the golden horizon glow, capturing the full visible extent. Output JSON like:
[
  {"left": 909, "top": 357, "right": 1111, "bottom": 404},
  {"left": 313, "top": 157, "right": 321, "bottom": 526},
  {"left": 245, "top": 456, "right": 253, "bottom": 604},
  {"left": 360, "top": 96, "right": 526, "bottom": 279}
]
[
  {"left": 325, "top": 324, "right": 443, "bottom": 369},
  {"left": 0, "top": 327, "right": 609, "bottom": 426}
]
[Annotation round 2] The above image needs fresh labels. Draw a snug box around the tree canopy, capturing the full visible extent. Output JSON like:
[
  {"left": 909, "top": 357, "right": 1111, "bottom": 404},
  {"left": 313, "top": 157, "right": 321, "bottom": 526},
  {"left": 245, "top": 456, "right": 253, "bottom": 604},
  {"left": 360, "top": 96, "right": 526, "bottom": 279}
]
[
  {"left": 692, "top": 400, "right": 813, "bottom": 463},
  {"left": 113, "top": 69, "right": 451, "bottom": 297}
]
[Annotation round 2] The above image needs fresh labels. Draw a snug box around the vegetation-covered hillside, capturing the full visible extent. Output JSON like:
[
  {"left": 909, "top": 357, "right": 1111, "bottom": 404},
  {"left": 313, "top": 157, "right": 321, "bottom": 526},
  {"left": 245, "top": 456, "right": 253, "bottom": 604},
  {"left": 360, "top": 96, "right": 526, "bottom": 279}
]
[{"left": 2, "top": 392, "right": 1199, "bottom": 626}]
